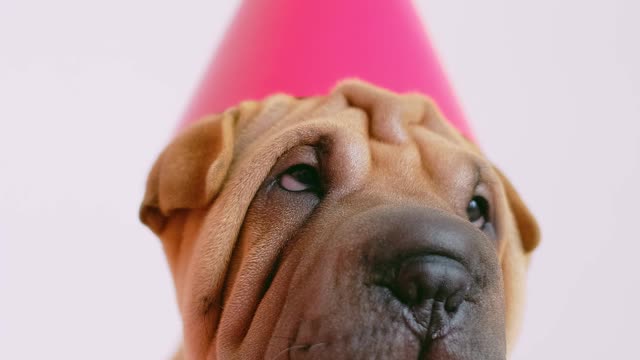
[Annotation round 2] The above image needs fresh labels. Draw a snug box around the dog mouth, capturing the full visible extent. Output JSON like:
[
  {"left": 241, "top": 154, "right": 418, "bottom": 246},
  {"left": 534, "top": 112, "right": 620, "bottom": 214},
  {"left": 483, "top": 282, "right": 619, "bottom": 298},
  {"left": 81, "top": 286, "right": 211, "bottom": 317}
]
[
  {"left": 283, "top": 322, "right": 422, "bottom": 360},
  {"left": 282, "top": 318, "right": 467, "bottom": 360}
]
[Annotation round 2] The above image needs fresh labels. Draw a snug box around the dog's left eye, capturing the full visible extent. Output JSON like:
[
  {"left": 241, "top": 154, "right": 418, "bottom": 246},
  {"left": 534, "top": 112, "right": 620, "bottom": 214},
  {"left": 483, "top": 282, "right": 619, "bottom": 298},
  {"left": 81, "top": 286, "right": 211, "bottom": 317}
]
[
  {"left": 467, "top": 196, "right": 490, "bottom": 228},
  {"left": 278, "top": 164, "right": 322, "bottom": 193}
]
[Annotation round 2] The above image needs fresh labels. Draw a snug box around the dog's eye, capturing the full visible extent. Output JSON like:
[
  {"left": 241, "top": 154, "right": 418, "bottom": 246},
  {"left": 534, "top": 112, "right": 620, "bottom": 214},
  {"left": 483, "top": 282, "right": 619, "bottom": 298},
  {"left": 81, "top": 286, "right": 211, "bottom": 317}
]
[
  {"left": 467, "top": 196, "right": 490, "bottom": 228},
  {"left": 278, "top": 164, "right": 321, "bottom": 193}
]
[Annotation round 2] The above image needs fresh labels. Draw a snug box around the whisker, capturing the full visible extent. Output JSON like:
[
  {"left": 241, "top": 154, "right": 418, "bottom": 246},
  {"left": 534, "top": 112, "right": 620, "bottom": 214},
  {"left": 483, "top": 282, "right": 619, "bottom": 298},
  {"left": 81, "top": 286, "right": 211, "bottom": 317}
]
[
  {"left": 271, "top": 342, "right": 327, "bottom": 360},
  {"left": 308, "top": 342, "right": 326, "bottom": 351},
  {"left": 271, "top": 344, "right": 310, "bottom": 360}
]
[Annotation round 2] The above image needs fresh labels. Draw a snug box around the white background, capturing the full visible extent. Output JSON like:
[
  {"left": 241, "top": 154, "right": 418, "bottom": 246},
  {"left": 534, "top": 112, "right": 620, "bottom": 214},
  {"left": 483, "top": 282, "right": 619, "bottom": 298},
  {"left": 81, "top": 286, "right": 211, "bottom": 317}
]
[{"left": 1, "top": 0, "right": 638, "bottom": 358}]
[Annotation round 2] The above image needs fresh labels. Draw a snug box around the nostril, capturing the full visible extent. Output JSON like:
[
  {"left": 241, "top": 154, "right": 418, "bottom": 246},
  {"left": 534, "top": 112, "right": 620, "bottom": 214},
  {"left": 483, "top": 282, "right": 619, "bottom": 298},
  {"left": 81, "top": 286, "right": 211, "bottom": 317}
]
[{"left": 392, "top": 255, "right": 471, "bottom": 311}]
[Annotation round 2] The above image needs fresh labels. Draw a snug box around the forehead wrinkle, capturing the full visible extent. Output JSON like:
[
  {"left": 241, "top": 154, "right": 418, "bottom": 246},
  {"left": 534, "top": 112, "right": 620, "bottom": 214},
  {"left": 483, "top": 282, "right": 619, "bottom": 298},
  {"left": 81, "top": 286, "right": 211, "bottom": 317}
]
[
  {"left": 368, "top": 139, "right": 419, "bottom": 178},
  {"left": 360, "top": 138, "right": 451, "bottom": 212},
  {"left": 410, "top": 127, "right": 480, "bottom": 211},
  {"left": 233, "top": 93, "right": 354, "bottom": 159}
]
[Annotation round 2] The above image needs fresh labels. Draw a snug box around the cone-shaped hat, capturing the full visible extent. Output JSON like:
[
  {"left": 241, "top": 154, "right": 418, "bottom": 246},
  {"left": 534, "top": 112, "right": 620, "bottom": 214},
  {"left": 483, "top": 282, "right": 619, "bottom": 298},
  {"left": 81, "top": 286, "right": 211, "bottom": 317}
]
[{"left": 179, "top": 0, "right": 473, "bottom": 139}]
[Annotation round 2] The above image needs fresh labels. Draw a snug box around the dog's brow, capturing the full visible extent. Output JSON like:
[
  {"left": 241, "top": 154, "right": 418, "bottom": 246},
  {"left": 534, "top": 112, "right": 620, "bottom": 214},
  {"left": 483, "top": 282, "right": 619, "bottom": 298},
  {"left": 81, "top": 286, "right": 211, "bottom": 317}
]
[
  {"left": 476, "top": 161, "right": 497, "bottom": 187},
  {"left": 474, "top": 163, "right": 482, "bottom": 189}
]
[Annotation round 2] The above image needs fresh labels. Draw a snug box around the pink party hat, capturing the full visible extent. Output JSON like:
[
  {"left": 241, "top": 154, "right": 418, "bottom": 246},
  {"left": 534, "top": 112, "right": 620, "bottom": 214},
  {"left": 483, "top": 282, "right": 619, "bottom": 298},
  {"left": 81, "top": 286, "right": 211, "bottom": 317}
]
[{"left": 179, "top": 0, "right": 473, "bottom": 139}]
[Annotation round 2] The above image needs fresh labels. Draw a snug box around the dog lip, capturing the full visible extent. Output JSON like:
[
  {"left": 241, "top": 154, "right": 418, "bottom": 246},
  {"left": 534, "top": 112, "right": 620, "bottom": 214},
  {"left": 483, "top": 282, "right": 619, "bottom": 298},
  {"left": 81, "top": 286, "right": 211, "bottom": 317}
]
[
  {"left": 286, "top": 324, "right": 424, "bottom": 360},
  {"left": 283, "top": 328, "right": 466, "bottom": 360}
]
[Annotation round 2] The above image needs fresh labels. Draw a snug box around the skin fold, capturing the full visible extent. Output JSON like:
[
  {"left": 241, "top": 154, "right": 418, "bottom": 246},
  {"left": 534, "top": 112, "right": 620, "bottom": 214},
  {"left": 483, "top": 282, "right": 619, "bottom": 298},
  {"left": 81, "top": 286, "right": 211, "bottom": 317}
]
[{"left": 140, "top": 80, "right": 540, "bottom": 359}]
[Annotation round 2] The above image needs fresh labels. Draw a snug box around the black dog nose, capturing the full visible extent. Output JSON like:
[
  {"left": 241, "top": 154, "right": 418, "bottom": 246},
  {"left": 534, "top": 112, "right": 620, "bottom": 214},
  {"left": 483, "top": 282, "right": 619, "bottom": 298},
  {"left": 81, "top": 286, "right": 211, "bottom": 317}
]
[
  {"left": 355, "top": 206, "right": 505, "bottom": 357},
  {"left": 393, "top": 254, "right": 471, "bottom": 312},
  {"left": 364, "top": 206, "right": 494, "bottom": 333}
]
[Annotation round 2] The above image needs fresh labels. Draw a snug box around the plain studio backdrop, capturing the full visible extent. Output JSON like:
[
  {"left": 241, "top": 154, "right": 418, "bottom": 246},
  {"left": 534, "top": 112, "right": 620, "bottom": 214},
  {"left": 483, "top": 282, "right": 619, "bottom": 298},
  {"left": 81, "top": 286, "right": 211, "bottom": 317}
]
[{"left": 1, "top": 0, "right": 638, "bottom": 358}]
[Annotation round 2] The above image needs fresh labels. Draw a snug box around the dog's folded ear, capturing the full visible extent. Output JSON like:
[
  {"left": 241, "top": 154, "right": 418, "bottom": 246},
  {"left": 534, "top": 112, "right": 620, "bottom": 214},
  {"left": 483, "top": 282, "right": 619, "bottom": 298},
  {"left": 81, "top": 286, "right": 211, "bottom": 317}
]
[
  {"left": 496, "top": 168, "right": 541, "bottom": 253},
  {"left": 140, "top": 113, "right": 236, "bottom": 235}
]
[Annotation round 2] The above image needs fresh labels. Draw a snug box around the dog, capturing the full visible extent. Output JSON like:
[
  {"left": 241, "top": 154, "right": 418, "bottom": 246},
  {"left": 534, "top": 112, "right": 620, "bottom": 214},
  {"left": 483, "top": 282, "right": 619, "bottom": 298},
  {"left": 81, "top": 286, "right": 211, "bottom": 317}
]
[{"left": 140, "top": 79, "right": 540, "bottom": 359}]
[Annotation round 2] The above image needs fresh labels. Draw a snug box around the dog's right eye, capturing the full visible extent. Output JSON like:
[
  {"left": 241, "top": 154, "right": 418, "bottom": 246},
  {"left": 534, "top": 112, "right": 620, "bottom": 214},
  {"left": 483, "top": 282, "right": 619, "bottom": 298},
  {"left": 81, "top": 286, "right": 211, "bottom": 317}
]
[
  {"left": 278, "top": 164, "right": 322, "bottom": 193},
  {"left": 467, "top": 195, "right": 490, "bottom": 229}
]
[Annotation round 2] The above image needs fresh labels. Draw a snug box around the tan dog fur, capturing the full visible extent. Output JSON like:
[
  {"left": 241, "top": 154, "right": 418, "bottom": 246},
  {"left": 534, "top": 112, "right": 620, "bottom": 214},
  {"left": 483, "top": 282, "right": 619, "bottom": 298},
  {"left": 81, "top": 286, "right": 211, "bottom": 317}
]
[{"left": 141, "top": 80, "right": 539, "bottom": 359}]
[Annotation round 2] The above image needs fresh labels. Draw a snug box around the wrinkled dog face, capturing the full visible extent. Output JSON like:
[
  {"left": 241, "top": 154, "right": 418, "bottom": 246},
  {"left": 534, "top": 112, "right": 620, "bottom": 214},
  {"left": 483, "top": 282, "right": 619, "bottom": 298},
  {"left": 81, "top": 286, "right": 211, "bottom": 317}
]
[{"left": 141, "top": 80, "right": 539, "bottom": 359}]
